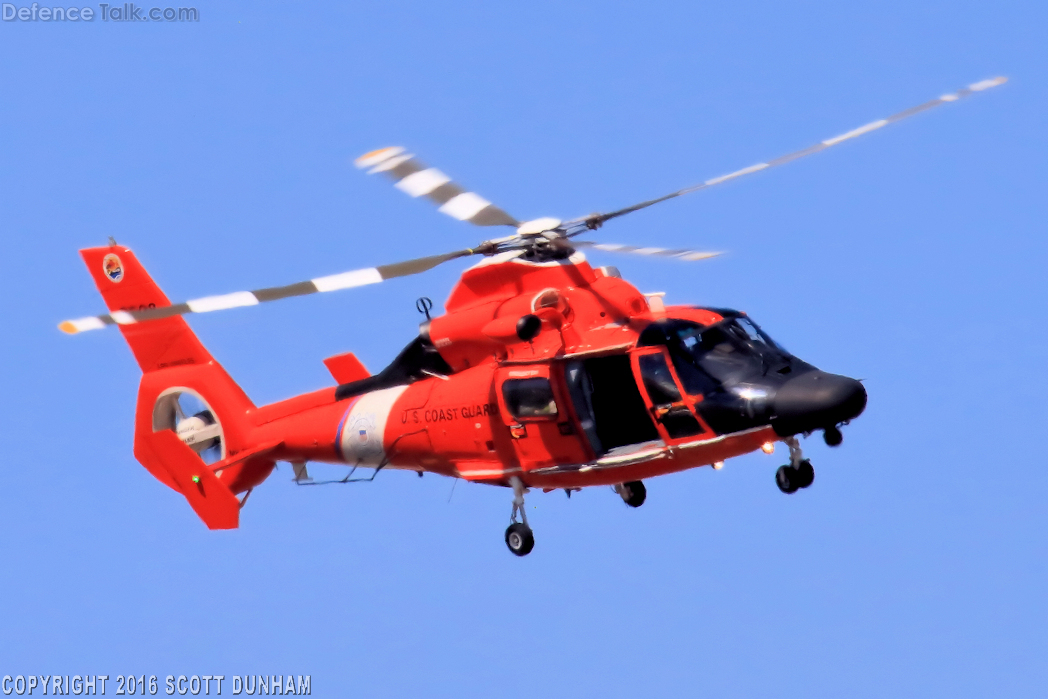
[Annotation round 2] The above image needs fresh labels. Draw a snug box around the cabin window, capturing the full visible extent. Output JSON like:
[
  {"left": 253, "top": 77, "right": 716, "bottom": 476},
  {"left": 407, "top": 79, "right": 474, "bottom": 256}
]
[{"left": 503, "top": 378, "right": 558, "bottom": 419}]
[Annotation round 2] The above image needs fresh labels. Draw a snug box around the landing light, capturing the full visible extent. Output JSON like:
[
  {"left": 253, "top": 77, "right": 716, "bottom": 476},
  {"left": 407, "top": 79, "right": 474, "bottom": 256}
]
[{"left": 761, "top": 442, "right": 775, "bottom": 454}]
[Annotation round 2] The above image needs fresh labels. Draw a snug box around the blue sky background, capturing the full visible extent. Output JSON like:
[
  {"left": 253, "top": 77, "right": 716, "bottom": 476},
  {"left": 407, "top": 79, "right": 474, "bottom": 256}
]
[{"left": 1, "top": 1, "right": 1045, "bottom": 696}]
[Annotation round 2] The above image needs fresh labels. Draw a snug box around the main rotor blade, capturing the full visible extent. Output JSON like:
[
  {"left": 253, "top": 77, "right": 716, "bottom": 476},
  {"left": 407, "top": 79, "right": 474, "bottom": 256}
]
[
  {"left": 58, "top": 249, "right": 478, "bottom": 334},
  {"left": 576, "top": 76, "right": 1008, "bottom": 229},
  {"left": 574, "top": 240, "right": 721, "bottom": 262},
  {"left": 356, "top": 147, "right": 519, "bottom": 228}
]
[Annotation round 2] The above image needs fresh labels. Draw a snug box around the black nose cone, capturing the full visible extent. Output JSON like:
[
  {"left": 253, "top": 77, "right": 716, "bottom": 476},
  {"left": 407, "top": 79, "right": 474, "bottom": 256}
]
[{"left": 771, "top": 371, "right": 867, "bottom": 436}]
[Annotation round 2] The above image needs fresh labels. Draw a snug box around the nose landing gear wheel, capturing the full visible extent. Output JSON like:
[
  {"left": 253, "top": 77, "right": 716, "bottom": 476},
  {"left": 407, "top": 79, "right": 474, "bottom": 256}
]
[
  {"left": 505, "top": 523, "right": 535, "bottom": 556},
  {"left": 777, "top": 437, "right": 815, "bottom": 494},
  {"left": 776, "top": 459, "right": 815, "bottom": 494},
  {"left": 795, "top": 459, "right": 815, "bottom": 488},
  {"left": 776, "top": 465, "right": 800, "bottom": 494}
]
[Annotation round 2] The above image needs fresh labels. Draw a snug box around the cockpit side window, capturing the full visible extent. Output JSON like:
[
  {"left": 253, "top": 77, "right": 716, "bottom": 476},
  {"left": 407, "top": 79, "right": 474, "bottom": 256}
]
[
  {"left": 669, "top": 346, "right": 720, "bottom": 396},
  {"left": 503, "top": 378, "right": 558, "bottom": 419},
  {"left": 638, "top": 353, "right": 682, "bottom": 405}
]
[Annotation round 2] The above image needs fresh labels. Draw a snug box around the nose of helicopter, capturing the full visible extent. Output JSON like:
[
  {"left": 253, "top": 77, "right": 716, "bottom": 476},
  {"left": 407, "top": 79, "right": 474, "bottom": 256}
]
[{"left": 771, "top": 371, "right": 867, "bottom": 436}]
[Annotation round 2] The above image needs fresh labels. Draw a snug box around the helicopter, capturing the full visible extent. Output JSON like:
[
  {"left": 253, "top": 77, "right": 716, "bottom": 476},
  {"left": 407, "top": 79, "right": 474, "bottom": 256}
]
[{"left": 60, "top": 77, "right": 1005, "bottom": 555}]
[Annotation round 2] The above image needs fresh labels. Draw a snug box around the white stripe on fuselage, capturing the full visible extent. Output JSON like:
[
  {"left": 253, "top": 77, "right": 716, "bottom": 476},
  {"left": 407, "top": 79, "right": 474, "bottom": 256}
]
[{"left": 338, "top": 386, "right": 408, "bottom": 466}]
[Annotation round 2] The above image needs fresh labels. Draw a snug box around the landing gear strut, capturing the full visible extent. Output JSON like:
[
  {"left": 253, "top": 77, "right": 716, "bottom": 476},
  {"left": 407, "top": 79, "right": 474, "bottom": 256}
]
[
  {"left": 614, "top": 480, "right": 647, "bottom": 508},
  {"left": 776, "top": 436, "right": 815, "bottom": 494},
  {"left": 504, "top": 476, "right": 535, "bottom": 556}
]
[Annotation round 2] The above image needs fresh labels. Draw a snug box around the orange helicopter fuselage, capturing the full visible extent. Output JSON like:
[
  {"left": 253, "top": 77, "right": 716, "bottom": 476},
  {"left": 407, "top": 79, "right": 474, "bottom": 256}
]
[{"left": 238, "top": 252, "right": 777, "bottom": 492}]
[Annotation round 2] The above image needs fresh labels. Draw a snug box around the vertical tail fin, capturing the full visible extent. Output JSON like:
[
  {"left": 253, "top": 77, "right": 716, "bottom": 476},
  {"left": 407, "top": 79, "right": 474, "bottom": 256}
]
[
  {"left": 77, "top": 244, "right": 272, "bottom": 529},
  {"left": 77, "top": 245, "right": 213, "bottom": 373}
]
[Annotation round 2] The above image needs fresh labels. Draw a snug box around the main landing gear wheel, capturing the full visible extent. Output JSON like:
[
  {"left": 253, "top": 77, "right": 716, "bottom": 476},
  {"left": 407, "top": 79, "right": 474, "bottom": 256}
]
[
  {"left": 615, "top": 481, "right": 647, "bottom": 508},
  {"left": 776, "top": 437, "right": 815, "bottom": 494},
  {"left": 505, "top": 476, "right": 535, "bottom": 556},
  {"left": 505, "top": 522, "right": 535, "bottom": 556}
]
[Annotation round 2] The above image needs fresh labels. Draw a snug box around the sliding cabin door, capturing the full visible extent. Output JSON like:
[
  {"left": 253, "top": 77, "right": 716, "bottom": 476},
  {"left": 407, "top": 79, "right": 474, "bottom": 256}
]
[{"left": 496, "top": 365, "right": 591, "bottom": 470}]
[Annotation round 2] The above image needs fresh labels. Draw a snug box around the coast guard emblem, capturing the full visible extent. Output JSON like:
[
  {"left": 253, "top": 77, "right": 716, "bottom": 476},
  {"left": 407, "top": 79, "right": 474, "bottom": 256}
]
[{"left": 103, "top": 254, "right": 124, "bottom": 283}]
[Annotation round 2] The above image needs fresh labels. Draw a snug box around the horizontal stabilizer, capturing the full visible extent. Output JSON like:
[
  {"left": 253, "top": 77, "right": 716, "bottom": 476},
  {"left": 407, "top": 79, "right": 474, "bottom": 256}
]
[{"left": 324, "top": 351, "right": 370, "bottom": 384}]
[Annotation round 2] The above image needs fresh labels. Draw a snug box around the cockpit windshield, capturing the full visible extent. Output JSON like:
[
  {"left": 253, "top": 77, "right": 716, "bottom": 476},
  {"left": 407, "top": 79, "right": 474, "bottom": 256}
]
[{"left": 641, "top": 316, "right": 792, "bottom": 394}]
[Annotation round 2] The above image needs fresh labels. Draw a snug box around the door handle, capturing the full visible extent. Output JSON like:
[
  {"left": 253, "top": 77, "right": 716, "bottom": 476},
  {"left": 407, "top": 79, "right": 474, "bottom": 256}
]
[{"left": 652, "top": 403, "right": 688, "bottom": 419}]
